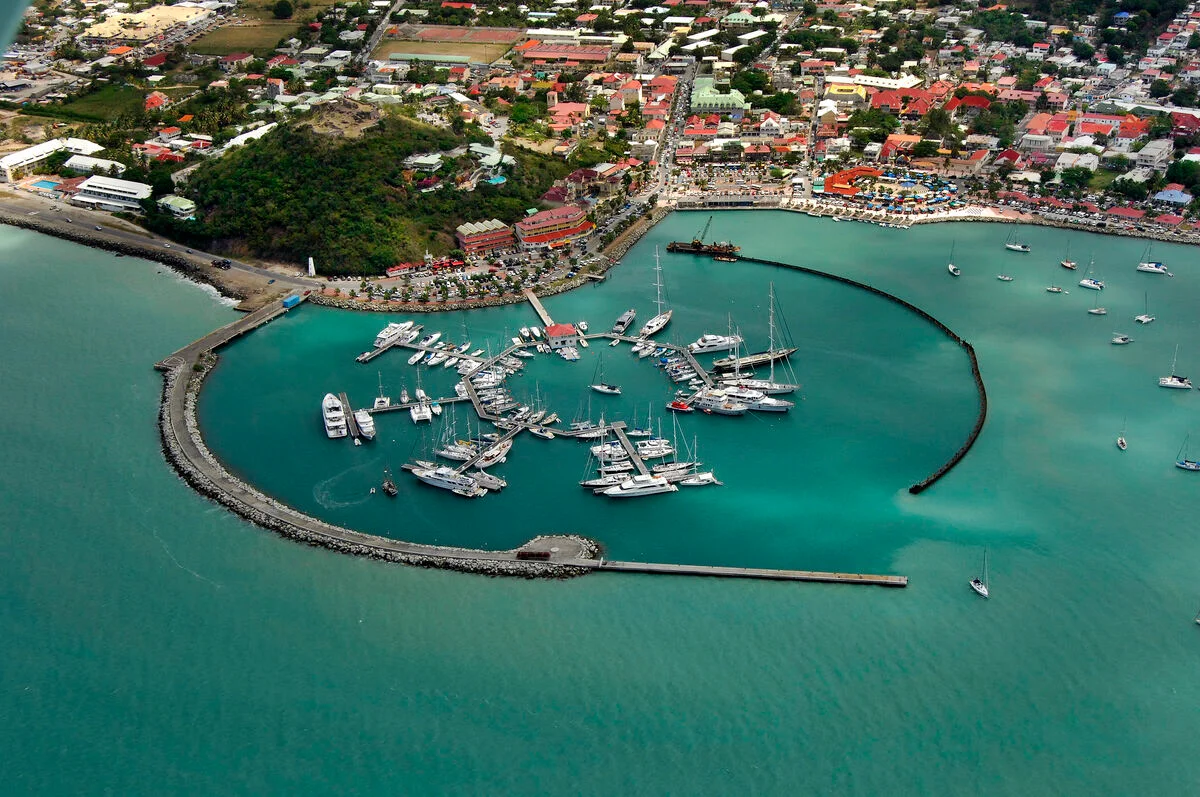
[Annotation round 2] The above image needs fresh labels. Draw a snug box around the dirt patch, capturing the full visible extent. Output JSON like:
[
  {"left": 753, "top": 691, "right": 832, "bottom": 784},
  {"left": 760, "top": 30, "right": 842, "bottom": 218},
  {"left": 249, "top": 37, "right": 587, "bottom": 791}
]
[
  {"left": 509, "top": 137, "right": 558, "bottom": 155},
  {"left": 299, "top": 99, "right": 381, "bottom": 139},
  {"left": 372, "top": 39, "right": 512, "bottom": 64}
]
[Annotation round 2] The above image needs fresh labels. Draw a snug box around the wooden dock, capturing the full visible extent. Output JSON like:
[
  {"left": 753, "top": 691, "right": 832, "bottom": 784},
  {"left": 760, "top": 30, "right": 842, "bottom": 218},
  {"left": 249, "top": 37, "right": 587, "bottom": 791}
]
[
  {"left": 354, "top": 325, "right": 421, "bottom": 363},
  {"left": 522, "top": 288, "right": 554, "bottom": 326},
  {"left": 608, "top": 422, "right": 650, "bottom": 476},
  {"left": 339, "top": 392, "right": 359, "bottom": 438},
  {"left": 591, "top": 560, "right": 908, "bottom": 587}
]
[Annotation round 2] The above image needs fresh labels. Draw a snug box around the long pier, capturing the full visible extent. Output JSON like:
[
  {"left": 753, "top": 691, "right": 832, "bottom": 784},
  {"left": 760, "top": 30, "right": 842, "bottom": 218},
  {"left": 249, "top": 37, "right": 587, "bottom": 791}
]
[
  {"left": 522, "top": 288, "right": 554, "bottom": 326},
  {"left": 339, "top": 392, "right": 359, "bottom": 438},
  {"left": 608, "top": 421, "right": 649, "bottom": 476},
  {"left": 590, "top": 560, "right": 907, "bottom": 586}
]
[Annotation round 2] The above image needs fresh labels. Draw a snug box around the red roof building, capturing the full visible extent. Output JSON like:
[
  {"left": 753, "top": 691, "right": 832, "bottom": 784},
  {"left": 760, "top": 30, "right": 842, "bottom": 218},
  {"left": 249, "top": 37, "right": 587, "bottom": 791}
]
[
  {"left": 515, "top": 206, "right": 594, "bottom": 249},
  {"left": 1106, "top": 206, "right": 1146, "bottom": 220},
  {"left": 455, "top": 219, "right": 515, "bottom": 255},
  {"left": 545, "top": 323, "right": 578, "bottom": 348}
]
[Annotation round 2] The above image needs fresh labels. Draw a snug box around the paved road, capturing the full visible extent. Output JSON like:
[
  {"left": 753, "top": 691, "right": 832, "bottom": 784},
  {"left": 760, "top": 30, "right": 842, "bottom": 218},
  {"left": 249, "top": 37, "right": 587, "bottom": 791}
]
[{"left": 0, "top": 193, "right": 318, "bottom": 291}]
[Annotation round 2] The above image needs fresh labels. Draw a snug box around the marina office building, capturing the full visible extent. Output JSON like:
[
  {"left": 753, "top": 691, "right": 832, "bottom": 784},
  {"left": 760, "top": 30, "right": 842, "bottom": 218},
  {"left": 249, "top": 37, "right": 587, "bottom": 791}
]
[{"left": 455, "top": 219, "right": 515, "bottom": 255}]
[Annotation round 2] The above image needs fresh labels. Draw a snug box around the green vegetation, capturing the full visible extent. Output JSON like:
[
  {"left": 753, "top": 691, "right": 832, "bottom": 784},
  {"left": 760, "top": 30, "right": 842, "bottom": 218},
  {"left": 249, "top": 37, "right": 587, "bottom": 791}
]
[
  {"left": 190, "top": 22, "right": 299, "bottom": 56},
  {"left": 59, "top": 84, "right": 144, "bottom": 122},
  {"left": 162, "top": 116, "right": 569, "bottom": 274}
]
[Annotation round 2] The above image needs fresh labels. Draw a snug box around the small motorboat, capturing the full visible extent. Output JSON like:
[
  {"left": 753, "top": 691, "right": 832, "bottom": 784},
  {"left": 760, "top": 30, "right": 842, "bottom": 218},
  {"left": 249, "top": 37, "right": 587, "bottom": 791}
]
[
  {"left": 666, "top": 400, "right": 694, "bottom": 413},
  {"left": 1112, "top": 334, "right": 1133, "bottom": 345},
  {"left": 1087, "top": 307, "right": 1108, "bottom": 316},
  {"left": 948, "top": 263, "right": 961, "bottom": 277},
  {"left": 1046, "top": 286, "right": 1066, "bottom": 294},
  {"left": 996, "top": 274, "right": 1014, "bottom": 282}
]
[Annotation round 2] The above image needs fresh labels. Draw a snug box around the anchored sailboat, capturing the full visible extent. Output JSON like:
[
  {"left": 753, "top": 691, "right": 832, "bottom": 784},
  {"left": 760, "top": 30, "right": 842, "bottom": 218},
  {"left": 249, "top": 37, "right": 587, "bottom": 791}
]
[
  {"left": 1117, "top": 416, "right": 1127, "bottom": 451},
  {"left": 969, "top": 549, "right": 990, "bottom": 599},
  {"left": 1176, "top": 434, "right": 1200, "bottom": 471},
  {"left": 947, "top": 241, "right": 961, "bottom": 277},
  {"left": 589, "top": 355, "right": 621, "bottom": 395}
]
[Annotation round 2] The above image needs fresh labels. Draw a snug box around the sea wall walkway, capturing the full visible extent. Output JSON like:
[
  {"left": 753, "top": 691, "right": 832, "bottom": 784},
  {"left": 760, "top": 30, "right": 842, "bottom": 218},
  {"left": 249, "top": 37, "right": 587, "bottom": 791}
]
[
  {"left": 153, "top": 300, "right": 909, "bottom": 585},
  {"left": 731, "top": 255, "right": 987, "bottom": 495}
]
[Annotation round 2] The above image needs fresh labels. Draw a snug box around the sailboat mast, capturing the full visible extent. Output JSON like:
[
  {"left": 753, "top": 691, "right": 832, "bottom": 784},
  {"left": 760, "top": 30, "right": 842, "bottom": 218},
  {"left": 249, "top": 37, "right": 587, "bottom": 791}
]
[
  {"left": 653, "top": 247, "right": 664, "bottom": 316},
  {"left": 768, "top": 283, "right": 777, "bottom": 382}
]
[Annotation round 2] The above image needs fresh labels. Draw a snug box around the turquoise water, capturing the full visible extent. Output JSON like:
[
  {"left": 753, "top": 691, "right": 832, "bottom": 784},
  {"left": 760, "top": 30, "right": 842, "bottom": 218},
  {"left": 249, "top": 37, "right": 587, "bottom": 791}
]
[{"left": 3, "top": 218, "right": 1200, "bottom": 794}]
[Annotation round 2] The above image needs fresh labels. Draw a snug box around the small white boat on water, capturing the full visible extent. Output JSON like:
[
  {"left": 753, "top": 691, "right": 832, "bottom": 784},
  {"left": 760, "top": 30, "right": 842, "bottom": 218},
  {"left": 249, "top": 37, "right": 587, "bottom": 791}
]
[
  {"left": 519, "top": 327, "right": 531, "bottom": 340},
  {"left": 948, "top": 263, "right": 961, "bottom": 277},
  {"left": 407, "top": 350, "right": 424, "bottom": 366},
  {"left": 1177, "top": 435, "right": 1200, "bottom": 471},
  {"left": 1004, "top": 230, "right": 1030, "bottom": 253},
  {"left": 1135, "top": 291, "right": 1155, "bottom": 324},
  {"left": 1046, "top": 285, "right": 1066, "bottom": 294},
  {"left": 1060, "top": 243, "right": 1077, "bottom": 270},
  {"left": 1117, "top": 417, "right": 1127, "bottom": 451},
  {"left": 1112, "top": 333, "right": 1134, "bottom": 345},
  {"left": 996, "top": 274, "right": 1013, "bottom": 282},
  {"left": 970, "top": 549, "right": 990, "bottom": 599},
  {"left": 1136, "top": 245, "right": 1173, "bottom": 276}
]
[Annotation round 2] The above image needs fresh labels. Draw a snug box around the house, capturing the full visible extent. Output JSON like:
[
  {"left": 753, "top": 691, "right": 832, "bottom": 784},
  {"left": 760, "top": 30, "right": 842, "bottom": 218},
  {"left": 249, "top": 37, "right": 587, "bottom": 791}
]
[
  {"left": 144, "top": 91, "right": 170, "bottom": 111},
  {"left": 157, "top": 195, "right": 197, "bottom": 219},
  {"left": 1153, "top": 184, "right": 1193, "bottom": 205},
  {"left": 219, "top": 52, "right": 254, "bottom": 72}
]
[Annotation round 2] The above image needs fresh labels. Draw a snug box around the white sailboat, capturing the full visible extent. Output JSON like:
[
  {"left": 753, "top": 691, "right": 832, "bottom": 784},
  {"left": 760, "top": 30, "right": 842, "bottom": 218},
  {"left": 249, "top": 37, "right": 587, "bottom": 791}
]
[
  {"left": 1176, "top": 434, "right": 1200, "bottom": 471},
  {"left": 1158, "top": 344, "right": 1193, "bottom": 389},
  {"left": 1136, "top": 244, "right": 1173, "bottom": 276},
  {"left": 1117, "top": 417, "right": 1127, "bottom": 451},
  {"left": 1060, "top": 242, "right": 1077, "bottom": 270},
  {"left": 1003, "top": 229, "right": 1030, "bottom": 252},
  {"left": 720, "top": 286, "right": 800, "bottom": 395},
  {"left": 638, "top": 247, "right": 673, "bottom": 338},
  {"left": 947, "top": 241, "right": 961, "bottom": 276},
  {"left": 1135, "top": 291, "right": 1155, "bottom": 325},
  {"left": 969, "top": 549, "right": 990, "bottom": 599},
  {"left": 589, "top": 355, "right": 621, "bottom": 395}
]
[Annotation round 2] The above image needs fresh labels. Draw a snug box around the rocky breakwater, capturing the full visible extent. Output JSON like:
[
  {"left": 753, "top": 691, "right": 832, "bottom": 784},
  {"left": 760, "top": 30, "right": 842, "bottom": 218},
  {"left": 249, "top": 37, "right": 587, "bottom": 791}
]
[
  {"left": 0, "top": 207, "right": 246, "bottom": 301},
  {"left": 156, "top": 353, "right": 598, "bottom": 578}
]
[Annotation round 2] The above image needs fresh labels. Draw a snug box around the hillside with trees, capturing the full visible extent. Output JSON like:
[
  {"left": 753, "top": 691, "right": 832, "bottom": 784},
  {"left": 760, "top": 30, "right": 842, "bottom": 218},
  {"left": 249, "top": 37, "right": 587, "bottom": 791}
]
[{"left": 158, "top": 115, "right": 568, "bottom": 274}]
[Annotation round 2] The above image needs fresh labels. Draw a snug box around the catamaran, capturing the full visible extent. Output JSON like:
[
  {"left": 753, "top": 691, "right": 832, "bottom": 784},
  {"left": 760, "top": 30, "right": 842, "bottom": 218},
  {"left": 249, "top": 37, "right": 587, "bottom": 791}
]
[
  {"left": 1135, "top": 291, "right": 1155, "bottom": 324},
  {"left": 373, "top": 372, "right": 390, "bottom": 410},
  {"left": 1159, "top": 344, "right": 1193, "bottom": 389},
  {"left": 1136, "top": 245, "right": 1173, "bottom": 276},
  {"left": 1078, "top": 256, "right": 1104, "bottom": 291},
  {"left": 639, "top": 248, "right": 673, "bottom": 338},
  {"left": 969, "top": 549, "right": 990, "bottom": 599}
]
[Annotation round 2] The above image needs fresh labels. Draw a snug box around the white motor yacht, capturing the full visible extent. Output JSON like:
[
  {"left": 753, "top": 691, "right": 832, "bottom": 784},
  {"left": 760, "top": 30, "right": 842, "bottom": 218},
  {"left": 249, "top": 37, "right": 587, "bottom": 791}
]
[
  {"left": 1112, "top": 334, "right": 1133, "bottom": 345},
  {"left": 353, "top": 409, "right": 376, "bottom": 440},
  {"left": 688, "top": 333, "right": 743, "bottom": 354},
  {"left": 374, "top": 321, "right": 412, "bottom": 348},
  {"left": 322, "top": 393, "right": 348, "bottom": 438},
  {"left": 407, "top": 350, "right": 425, "bottom": 366},
  {"left": 602, "top": 473, "right": 678, "bottom": 498},
  {"left": 722, "top": 385, "right": 794, "bottom": 412},
  {"left": 692, "top": 389, "right": 747, "bottom": 416},
  {"left": 720, "top": 377, "right": 798, "bottom": 395},
  {"left": 411, "top": 465, "right": 486, "bottom": 497},
  {"left": 416, "top": 332, "right": 442, "bottom": 347}
]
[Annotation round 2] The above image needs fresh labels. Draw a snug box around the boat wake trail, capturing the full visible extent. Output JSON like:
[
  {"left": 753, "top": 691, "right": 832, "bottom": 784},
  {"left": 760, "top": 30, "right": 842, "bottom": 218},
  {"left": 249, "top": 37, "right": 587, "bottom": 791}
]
[
  {"left": 313, "top": 461, "right": 381, "bottom": 509},
  {"left": 152, "top": 527, "right": 223, "bottom": 588}
]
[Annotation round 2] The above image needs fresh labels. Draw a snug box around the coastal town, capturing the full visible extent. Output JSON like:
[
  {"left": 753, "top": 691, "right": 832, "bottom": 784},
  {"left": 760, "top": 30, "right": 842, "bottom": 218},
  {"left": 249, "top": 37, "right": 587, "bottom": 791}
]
[{"left": 6, "top": 0, "right": 1200, "bottom": 308}]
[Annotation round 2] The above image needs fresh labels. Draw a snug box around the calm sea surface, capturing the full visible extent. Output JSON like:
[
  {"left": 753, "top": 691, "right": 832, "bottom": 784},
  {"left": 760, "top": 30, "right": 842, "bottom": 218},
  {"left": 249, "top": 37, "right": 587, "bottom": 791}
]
[{"left": 3, "top": 214, "right": 1199, "bottom": 794}]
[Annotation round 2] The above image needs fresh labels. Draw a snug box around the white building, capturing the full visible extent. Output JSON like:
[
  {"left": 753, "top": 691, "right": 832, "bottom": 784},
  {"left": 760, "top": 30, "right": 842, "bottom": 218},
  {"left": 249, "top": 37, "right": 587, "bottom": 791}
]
[
  {"left": 63, "top": 154, "right": 127, "bottom": 176},
  {"left": 70, "top": 175, "right": 152, "bottom": 212},
  {"left": 0, "top": 137, "right": 104, "bottom": 182}
]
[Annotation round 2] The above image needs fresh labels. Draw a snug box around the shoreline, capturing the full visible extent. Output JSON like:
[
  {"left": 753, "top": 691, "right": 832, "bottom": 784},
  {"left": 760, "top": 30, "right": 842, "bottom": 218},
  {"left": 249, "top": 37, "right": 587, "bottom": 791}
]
[{"left": 7, "top": 194, "right": 1193, "bottom": 320}]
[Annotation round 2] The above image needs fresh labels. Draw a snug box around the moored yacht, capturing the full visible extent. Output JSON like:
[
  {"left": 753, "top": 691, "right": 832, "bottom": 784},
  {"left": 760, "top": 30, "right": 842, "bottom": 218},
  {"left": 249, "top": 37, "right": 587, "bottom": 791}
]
[
  {"left": 688, "top": 333, "right": 743, "bottom": 354},
  {"left": 353, "top": 409, "right": 376, "bottom": 440},
  {"left": 374, "top": 321, "right": 413, "bottom": 348},
  {"left": 612, "top": 309, "right": 636, "bottom": 334},
  {"left": 692, "top": 389, "right": 747, "bottom": 416},
  {"left": 410, "top": 465, "right": 486, "bottom": 497},
  {"left": 1137, "top": 245, "right": 1173, "bottom": 276},
  {"left": 322, "top": 393, "right": 348, "bottom": 438},
  {"left": 639, "top": 248, "right": 672, "bottom": 338},
  {"left": 601, "top": 473, "right": 678, "bottom": 498},
  {"left": 722, "top": 385, "right": 794, "bottom": 412}
]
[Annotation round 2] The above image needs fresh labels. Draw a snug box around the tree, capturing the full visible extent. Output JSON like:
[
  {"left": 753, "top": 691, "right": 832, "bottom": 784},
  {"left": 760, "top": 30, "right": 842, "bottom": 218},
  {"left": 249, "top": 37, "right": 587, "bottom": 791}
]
[
  {"left": 1110, "top": 178, "right": 1148, "bottom": 201},
  {"left": 1105, "top": 45, "right": 1125, "bottom": 66},
  {"left": 1150, "top": 79, "right": 1172, "bottom": 98},
  {"left": 273, "top": 0, "right": 293, "bottom": 19},
  {"left": 1060, "top": 166, "right": 1093, "bottom": 190},
  {"left": 1171, "top": 86, "right": 1198, "bottom": 108},
  {"left": 912, "top": 140, "right": 939, "bottom": 157}
]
